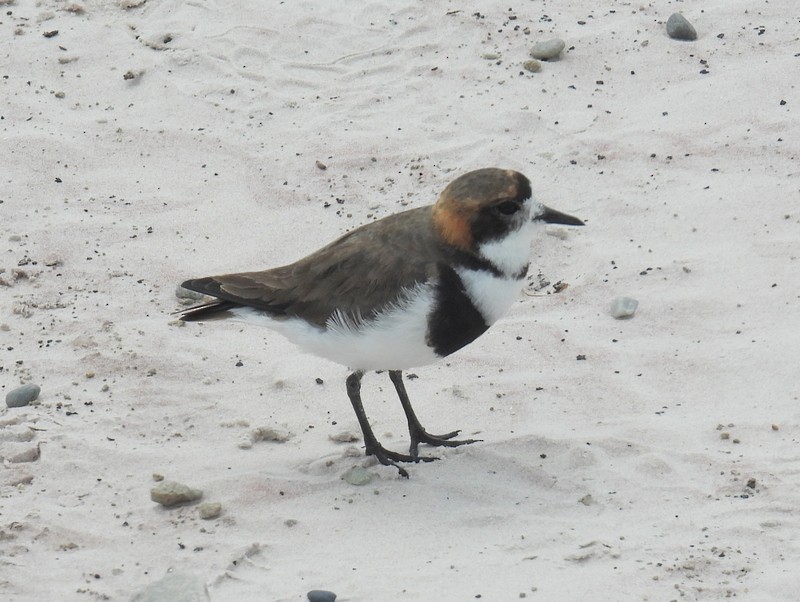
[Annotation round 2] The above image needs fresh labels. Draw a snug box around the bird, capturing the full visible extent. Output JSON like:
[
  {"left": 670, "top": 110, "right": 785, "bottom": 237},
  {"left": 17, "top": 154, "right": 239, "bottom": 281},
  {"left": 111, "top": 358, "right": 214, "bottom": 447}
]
[{"left": 179, "top": 167, "right": 583, "bottom": 477}]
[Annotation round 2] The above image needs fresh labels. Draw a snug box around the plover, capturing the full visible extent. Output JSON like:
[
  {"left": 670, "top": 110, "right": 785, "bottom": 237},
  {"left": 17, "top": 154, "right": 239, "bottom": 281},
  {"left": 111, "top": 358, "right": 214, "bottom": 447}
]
[{"left": 179, "top": 168, "right": 583, "bottom": 476}]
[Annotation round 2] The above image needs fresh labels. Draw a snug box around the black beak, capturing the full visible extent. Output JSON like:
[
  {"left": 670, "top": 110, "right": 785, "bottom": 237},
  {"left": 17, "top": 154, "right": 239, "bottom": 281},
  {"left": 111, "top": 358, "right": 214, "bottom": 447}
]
[{"left": 537, "top": 205, "right": 584, "bottom": 226}]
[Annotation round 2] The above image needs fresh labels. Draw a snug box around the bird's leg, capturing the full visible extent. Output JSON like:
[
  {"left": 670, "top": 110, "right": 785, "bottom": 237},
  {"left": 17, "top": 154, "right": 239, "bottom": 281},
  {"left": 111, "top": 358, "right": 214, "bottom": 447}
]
[
  {"left": 388, "top": 370, "right": 480, "bottom": 460},
  {"left": 345, "top": 371, "right": 435, "bottom": 477}
]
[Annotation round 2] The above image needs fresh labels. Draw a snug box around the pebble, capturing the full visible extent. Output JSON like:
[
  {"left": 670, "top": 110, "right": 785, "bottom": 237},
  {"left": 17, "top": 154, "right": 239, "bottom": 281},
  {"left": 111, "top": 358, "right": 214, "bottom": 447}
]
[
  {"left": 131, "top": 572, "right": 210, "bottom": 602},
  {"left": 666, "top": 13, "right": 697, "bottom": 41},
  {"left": 610, "top": 296, "right": 638, "bottom": 319},
  {"left": 530, "top": 38, "right": 565, "bottom": 60},
  {"left": 150, "top": 480, "right": 203, "bottom": 507},
  {"left": 522, "top": 59, "right": 541, "bottom": 73},
  {"left": 307, "top": 590, "right": 337, "bottom": 602},
  {"left": 198, "top": 502, "right": 222, "bottom": 520},
  {"left": 341, "top": 466, "right": 373, "bottom": 486},
  {"left": 6, "top": 384, "right": 41, "bottom": 408}
]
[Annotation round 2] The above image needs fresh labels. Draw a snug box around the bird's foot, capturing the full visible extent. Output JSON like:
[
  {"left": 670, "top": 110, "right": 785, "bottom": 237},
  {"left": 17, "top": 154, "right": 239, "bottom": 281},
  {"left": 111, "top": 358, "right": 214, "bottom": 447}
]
[
  {"left": 409, "top": 428, "right": 481, "bottom": 460},
  {"left": 365, "top": 442, "right": 437, "bottom": 478}
]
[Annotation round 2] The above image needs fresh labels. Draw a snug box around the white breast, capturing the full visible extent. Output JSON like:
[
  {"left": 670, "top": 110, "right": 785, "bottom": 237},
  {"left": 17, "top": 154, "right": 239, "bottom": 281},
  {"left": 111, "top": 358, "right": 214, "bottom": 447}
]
[
  {"left": 228, "top": 283, "right": 440, "bottom": 371},
  {"left": 477, "top": 222, "right": 535, "bottom": 277},
  {"left": 455, "top": 268, "right": 525, "bottom": 325},
  {"left": 455, "top": 222, "right": 534, "bottom": 324}
]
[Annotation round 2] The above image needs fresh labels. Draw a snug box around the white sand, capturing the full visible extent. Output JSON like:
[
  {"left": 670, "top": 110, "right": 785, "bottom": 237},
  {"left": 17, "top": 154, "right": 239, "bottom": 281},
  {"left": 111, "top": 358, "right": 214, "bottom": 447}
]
[{"left": 2, "top": 1, "right": 799, "bottom": 600}]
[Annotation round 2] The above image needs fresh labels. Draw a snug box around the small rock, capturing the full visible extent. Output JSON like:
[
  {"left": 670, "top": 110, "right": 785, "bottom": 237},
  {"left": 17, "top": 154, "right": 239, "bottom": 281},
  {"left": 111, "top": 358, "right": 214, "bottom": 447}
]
[
  {"left": 131, "top": 572, "right": 210, "bottom": 602},
  {"left": 610, "top": 296, "right": 638, "bottom": 319},
  {"left": 150, "top": 480, "right": 203, "bottom": 507},
  {"left": 666, "top": 13, "right": 697, "bottom": 41},
  {"left": 307, "top": 590, "right": 337, "bottom": 602},
  {"left": 481, "top": 52, "right": 501, "bottom": 60},
  {"left": 6, "top": 384, "right": 41, "bottom": 408},
  {"left": 530, "top": 38, "right": 565, "bottom": 60},
  {"left": 342, "top": 466, "right": 373, "bottom": 486},
  {"left": 522, "top": 59, "right": 541, "bottom": 73},
  {"left": 578, "top": 494, "right": 593, "bottom": 506},
  {"left": 198, "top": 502, "right": 222, "bottom": 520},
  {"left": 746, "top": 478, "right": 757, "bottom": 489},
  {"left": 315, "top": 160, "right": 327, "bottom": 170}
]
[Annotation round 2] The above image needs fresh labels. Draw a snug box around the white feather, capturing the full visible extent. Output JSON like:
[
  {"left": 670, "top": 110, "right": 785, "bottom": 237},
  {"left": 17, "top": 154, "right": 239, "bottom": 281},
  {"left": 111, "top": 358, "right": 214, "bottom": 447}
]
[
  {"left": 477, "top": 220, "right": 537, "bottom": 277},
  {"left": 454, "top": 214, "right": 540, "bottom": 324},
  {"left": 228, "top": 283, "right": 440, "bottom": 371},
  {"left": 456, "top": 268, "right": 525, "bottom": 325}
]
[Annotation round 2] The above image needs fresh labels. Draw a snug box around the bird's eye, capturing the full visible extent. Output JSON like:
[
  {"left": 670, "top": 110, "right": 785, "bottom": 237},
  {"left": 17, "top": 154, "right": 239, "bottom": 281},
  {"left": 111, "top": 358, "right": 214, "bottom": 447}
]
[{"left": 495, "top": 200, "right": 520, "bottom": 215}]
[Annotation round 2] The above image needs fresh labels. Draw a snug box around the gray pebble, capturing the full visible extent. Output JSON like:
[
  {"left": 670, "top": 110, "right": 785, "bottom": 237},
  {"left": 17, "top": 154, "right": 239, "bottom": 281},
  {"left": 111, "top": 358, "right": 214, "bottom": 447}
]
[
  {"left": 307, "top": 590, "right": 337, "bottom": 602},
  {"left": 610, "top": 297, "right": 639, "bottom": 319},
  {"left": 341, "top": 465, "right": 373, "bottom": 486},
  {"left": 522, "top": 59, "right": 541, "bottom": 73},
  {"left": 530, "top": 38, "right": 565, "bottom": 60},
  {"left": 131, "top": 572, "right": 210, "bottom": 602},
  {"left": 198, "top": 502, "right": 222, "bottom": 520},
  {"left": 6, "top": 384, "right": 41, "bottom": 408},
  {"left": 150, "top": 480, "right": 203, "bottom": 507},
  {"left": 666, "top": 13, "right": 697, "bottom": 41}
]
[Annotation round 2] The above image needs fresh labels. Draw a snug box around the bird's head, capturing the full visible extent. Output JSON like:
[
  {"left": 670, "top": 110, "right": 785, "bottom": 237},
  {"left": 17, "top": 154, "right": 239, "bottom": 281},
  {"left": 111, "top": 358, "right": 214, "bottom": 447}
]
[{"left": 432, "top": 168, "right": 584, "bottom": 254}]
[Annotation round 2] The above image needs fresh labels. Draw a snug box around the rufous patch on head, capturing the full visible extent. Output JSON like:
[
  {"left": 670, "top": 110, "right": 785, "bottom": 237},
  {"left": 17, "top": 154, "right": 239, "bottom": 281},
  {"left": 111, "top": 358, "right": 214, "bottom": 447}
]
[{"left": 433, "top": 203, "right": 473, "bottom": 250}]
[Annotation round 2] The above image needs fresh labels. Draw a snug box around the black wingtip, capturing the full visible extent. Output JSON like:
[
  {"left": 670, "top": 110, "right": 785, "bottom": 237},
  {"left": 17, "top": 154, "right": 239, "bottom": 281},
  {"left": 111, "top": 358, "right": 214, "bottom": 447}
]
[{"left": 178, "top": 299, "right": 238, "bottom": 321}]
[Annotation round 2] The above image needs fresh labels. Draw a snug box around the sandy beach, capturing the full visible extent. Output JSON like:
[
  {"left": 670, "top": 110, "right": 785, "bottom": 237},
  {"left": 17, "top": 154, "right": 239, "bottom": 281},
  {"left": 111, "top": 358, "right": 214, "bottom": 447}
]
[{"left": 2, "top": 0, "right": 799, "bottom": 600}]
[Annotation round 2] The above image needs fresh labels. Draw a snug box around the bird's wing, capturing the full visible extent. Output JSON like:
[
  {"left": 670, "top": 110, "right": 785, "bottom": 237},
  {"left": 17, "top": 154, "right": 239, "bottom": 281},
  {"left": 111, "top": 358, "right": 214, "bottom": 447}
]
[{"left": 181, "top": 206, "right": 444, "bottom": 327}]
